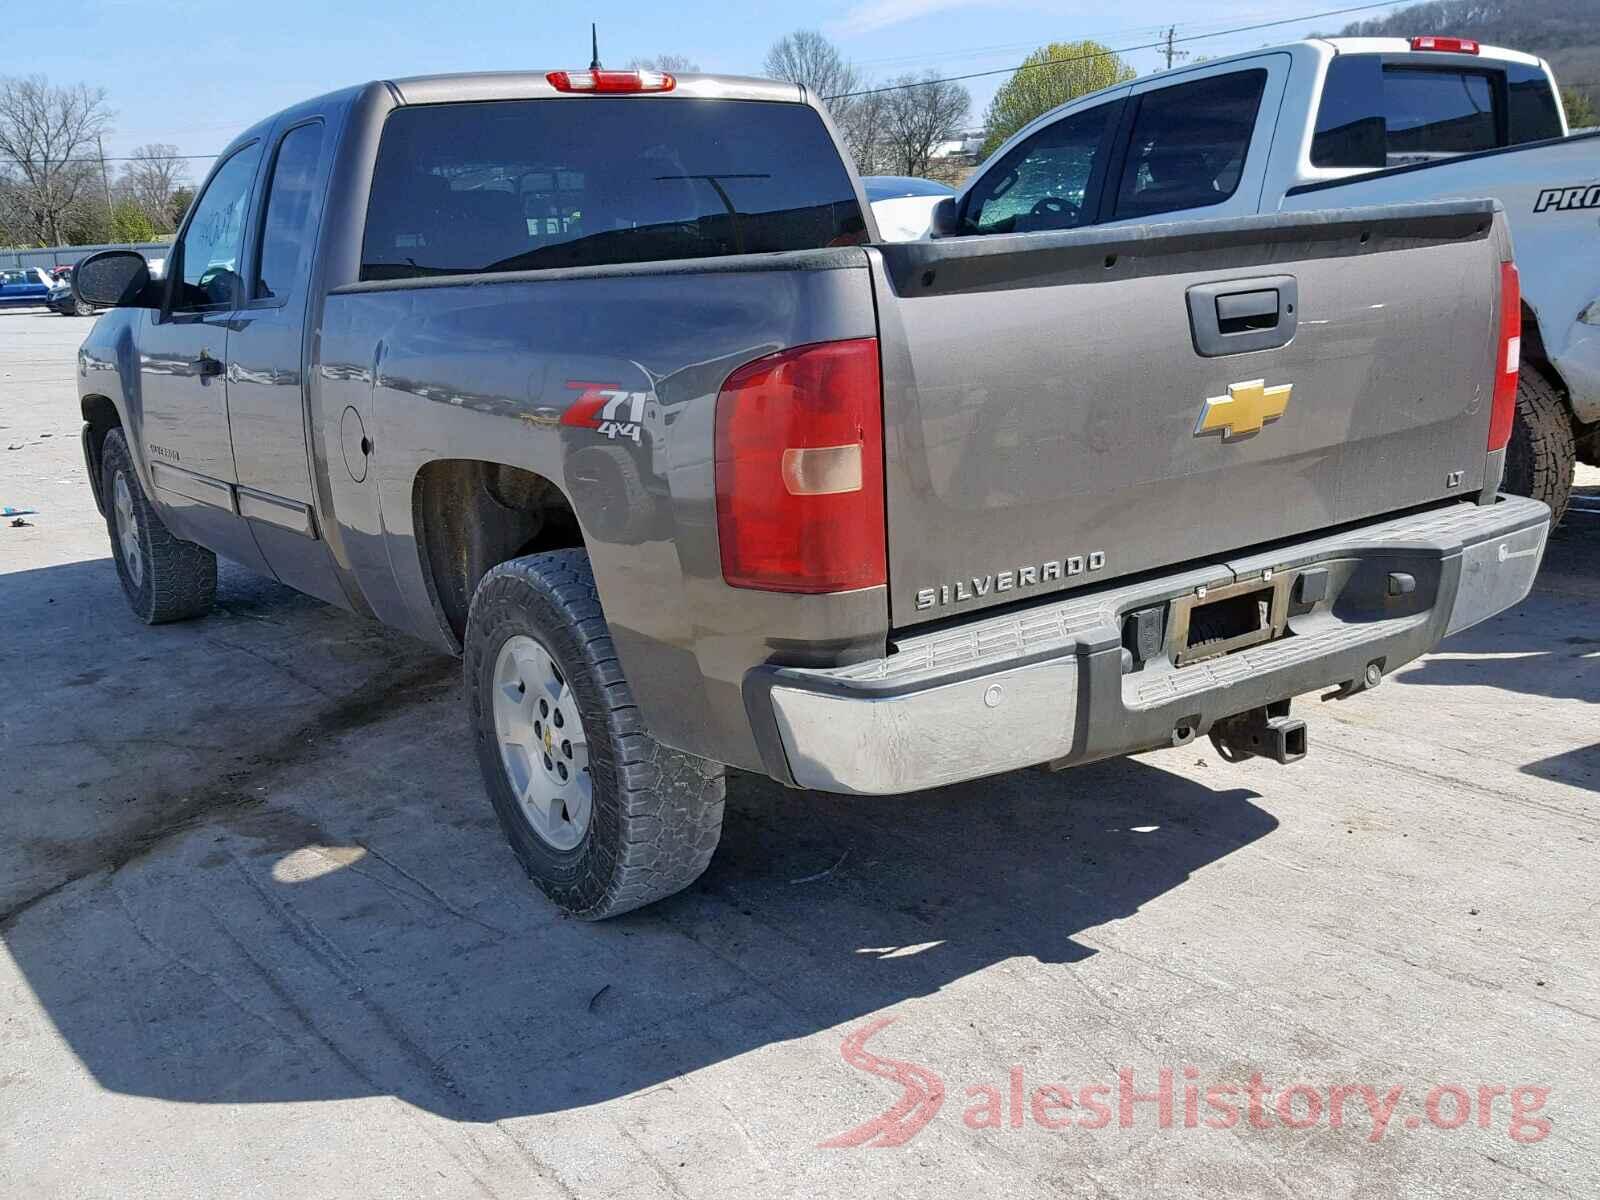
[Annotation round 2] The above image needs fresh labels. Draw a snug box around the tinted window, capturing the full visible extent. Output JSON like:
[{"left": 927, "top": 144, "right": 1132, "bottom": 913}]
[
  {"left": 1507, "top": 61, "right": 1564, "bottom": 143},
  {"left": 964, "top": 102, "right": 1115, "bottom": 235},
  {"left": 360, "top": 99, "right": 865, "bottom": 281},
  {"left": 1311, "top": 54, "right": 1386, "bottom": 167},
  {"left": 174, "top": 143, "right": 262, "bottom": 311},
  {"left": 1384, "top": 67, "right": 1495, "bottom": 160},
  {"left": 255, "top": 123, "right": 324, "bottom": 301},
  {"left": 1115, "top": 70, "right": 1266, "bottom": 220},
  {"left": 1313, "top": 56, "right": 1560, "bottom": 169}
]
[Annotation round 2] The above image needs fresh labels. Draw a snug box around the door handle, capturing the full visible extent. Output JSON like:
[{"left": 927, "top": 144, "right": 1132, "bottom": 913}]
[
  {"left": 194, "top": 352, "right": 224, "bottom": 377},
  {"left": 1187, "top": 276, "right": 1298, "bottom": 357}
]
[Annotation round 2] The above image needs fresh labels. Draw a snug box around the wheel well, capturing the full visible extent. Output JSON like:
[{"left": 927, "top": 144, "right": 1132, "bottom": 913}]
[
  {"left": 80, "top": 394, "right": 121, "bottom": 514},
  {"left": 412, "top": 460, "right": 584, "bottom": 645}
]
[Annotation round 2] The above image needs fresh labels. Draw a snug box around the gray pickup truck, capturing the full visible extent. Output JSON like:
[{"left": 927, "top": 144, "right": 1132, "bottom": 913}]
[{"left": 73, "top": 66, "right": 1549, "bottom": 919}]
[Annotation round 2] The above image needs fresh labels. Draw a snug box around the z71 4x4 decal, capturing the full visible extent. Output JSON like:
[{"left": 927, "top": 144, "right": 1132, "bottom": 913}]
[
  {"left": 559, "top": 379, "right": 652, "bottom": 444},
  {"left": 1534, "top": 184, "right": 1600, "bottom": 214}
]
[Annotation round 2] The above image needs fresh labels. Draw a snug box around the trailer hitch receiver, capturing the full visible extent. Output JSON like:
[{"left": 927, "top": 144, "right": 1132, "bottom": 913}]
[{"left": 1209, "top": 702, "right": 1307, "bottom": 765}]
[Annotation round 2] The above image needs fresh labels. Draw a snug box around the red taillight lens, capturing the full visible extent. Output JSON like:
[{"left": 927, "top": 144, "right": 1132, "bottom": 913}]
[
  {"left": 1410, "top": 36, "right": 1479, "bottom": 53},
  {"left": 546, "top": 69, "right": 675, "bottom": 93},
  {"left": 715, "top": 338, "right": 885, "bottom": 593},
  {"left": 1488, "top": 261, "right": 1521, "bottom": 453}
]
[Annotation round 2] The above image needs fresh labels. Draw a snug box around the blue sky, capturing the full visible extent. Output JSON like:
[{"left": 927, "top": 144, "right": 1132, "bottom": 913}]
[{"left": 13, "top": 0, "right": 1407, "bottom": 167}]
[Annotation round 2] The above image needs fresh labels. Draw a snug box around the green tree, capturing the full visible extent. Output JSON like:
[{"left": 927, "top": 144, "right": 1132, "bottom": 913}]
[
  {"left": 981, "top": 42, "right": 1136, "bottom": 157},
  {"left": 107, "top": 199, "right": 156, "bottom": 243},
  {"left": 1562, "top": 86, "right": 1597, "bottom": 129}
]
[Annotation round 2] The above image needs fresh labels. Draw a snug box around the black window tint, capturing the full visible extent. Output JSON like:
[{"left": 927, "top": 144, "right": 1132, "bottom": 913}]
[
  {"left": 360, "top": 99, "right": 864, "bottom": 281},
  {"left": 1114, "top": 70, "right": 1266, "bottom": 220},
  {"left": 1507, "top": 61, "right": 1563, "bottom": 143},
  {"left": 1311, "top": 55, "right": 1386, "bottom": 168},
  {"left": 1383, "top": 67, "right": 1496, "bottom": 161},
  {"left": 174, "top": 143, "right": 262, "bottom": 311},
  {"left": 255, "top": 123, "right": 324, "bottom": 301},
  {"left": 964, "top": 102, "right": 1114, "bottom": 235}
]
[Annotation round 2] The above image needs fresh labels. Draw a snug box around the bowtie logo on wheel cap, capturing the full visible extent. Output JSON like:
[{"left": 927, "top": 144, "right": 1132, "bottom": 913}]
[{"left": 1197, "top": 379, "right": 1293, "bottom": 439}]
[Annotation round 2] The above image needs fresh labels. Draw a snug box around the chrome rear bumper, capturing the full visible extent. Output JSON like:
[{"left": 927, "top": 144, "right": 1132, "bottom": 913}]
[{"left": 746, "top": 496, "right": 1550, "bottom": 795}]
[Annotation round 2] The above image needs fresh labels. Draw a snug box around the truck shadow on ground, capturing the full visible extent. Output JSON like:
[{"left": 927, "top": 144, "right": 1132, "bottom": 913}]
[
  {"left": 1393, "top": 510, "right": 1599, "bottom": 707},
  {"left": 0, "top": 561, "right": 1277, "bottom": 1123}
]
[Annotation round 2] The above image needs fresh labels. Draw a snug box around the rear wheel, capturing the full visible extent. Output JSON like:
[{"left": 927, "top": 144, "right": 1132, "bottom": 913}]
[
  {"left": 100, "top": 428, "right": 217, "bottom": 623},
  {"left": 1503, "top": 366, "right": 1575, "bottom": 525},
  {"left": 465, "top": 550, "right": 725, "bottom": 919}
]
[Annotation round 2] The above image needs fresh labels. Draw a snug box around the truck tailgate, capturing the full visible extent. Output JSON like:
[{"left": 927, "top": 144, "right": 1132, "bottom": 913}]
[{"left": 872, "top": 200, "right": 1506, "bottom": 627}]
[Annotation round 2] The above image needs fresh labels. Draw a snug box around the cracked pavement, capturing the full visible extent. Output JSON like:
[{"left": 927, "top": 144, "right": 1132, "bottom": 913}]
[{"left": 1, "top": 310, "right": 1598, "bottom": 1198}]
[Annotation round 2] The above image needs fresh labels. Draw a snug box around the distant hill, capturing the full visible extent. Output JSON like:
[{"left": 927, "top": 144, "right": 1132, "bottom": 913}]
[{"left": 1328, "top": 0, "right": 1600, "bottom": 113}]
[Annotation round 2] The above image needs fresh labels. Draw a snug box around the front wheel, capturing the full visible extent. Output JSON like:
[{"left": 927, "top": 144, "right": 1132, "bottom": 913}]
[
  {"left": 465, "top": 550, "right": 726, "bottom": 919},
  {"left": 1503, "top": 366, "right": 1575, "bottom": 525},
  {"left": 74, "top": 297, "right": 95, "bottom": 317},
  {"left": 100, "top": 428, "right": 217, "bottom": 623}
]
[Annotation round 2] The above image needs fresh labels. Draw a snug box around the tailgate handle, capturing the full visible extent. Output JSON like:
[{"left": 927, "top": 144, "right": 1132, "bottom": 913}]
[
  {"left": 1216, "top": 289, "right": 1280, "bottom": 332},
  {"left": 1187, "top": 276, "right": 1298, "bottom": 357}
]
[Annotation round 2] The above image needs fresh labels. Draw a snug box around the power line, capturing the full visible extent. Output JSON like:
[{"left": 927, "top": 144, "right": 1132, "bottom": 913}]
[{"left": 825, "top": 0, "right": 1412, "bottom": 99}]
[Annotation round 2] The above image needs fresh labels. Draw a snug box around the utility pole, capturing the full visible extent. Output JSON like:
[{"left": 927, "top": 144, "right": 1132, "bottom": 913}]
[
  {"left": 1162, "top": 26, "right": 1189, "bottom": 71},
  {"left": 96, "top": 134, "right": 112, "bottom": 210}
]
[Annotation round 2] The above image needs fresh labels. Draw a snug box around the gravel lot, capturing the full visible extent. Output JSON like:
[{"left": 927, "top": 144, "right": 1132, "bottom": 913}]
[{"left": 1, "top": 308, "right": 1597, "bottom": 1198}]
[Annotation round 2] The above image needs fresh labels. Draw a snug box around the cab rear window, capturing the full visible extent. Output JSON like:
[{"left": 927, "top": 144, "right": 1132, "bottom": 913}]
[
  {"left": 360, "top": 98, "right": 866, "bottom": 281},
  {"left": 1311, "top": 54, "right": 1564, "bottom": 169}
]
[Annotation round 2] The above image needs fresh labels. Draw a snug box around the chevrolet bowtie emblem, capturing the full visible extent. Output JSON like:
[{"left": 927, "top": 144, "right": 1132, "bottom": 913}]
[{"left": 1196, "top": 379, "right": 1293, "bottom": 439}]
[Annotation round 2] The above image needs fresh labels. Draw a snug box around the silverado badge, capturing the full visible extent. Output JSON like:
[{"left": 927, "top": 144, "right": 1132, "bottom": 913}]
[{"left": 1197, "top": 379, "right": 1292, "bottom": 439}]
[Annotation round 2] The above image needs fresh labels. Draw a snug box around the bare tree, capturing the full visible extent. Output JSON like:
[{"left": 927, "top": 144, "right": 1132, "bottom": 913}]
[
  {"left": 626, "top": 54, "right": 700, "bottom": 73},
  {"left": 764, "top": 30, "right": 887, "bottom": 172},
  {"left": 763, "top": 30, "right": 861, "bottom": 102},
  {"left": 0, "top": 75, "right": 113, "bottom": 245},
  {"left": 881, "top": 73, "right": 971, "bottom": 178},
  {"left": 116, "top": 143, "right": 189, "bottom": 233}
]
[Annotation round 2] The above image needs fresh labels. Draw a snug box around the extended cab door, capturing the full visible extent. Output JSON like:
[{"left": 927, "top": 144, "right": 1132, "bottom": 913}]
[
  {"left": 1096, "top": 55, "right": 1290, "bottom": 229},
  {"left": 138, "top": 141, "right": 272, "bottom": 576},
  {"left": 224, "top": 116, "right": 350, "bottom": 605}
]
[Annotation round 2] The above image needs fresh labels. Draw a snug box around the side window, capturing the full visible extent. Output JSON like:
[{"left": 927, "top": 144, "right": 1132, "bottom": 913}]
[
  {"left": 1312, "top": 55, "right": 1386, "bottom": 167},
  {"left": 1506, "top": 62, "right": 1564, "bottom": 144},
  {"left": 1383, "top": 67, "right": 1496, "bottom": 161},
  {"left": 963, "top": 102, "right": 1116, "bottom": 235},
  {"left": 173, "top": 143, "right": 262, "bottom": 312},
  {"left": 1114, "top": 70, "right": 1266, "bottom": 221},
  {"left": 255, "top": 123, "right": 325, "bottom": 301}
]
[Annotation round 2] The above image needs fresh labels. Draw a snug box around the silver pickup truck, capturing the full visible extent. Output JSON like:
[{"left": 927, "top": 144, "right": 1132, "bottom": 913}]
[{"left": 73, "top": 67, "right": 1549, "bottom": 918}]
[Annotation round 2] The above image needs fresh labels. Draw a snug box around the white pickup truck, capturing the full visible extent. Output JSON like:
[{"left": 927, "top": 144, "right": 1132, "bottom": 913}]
[{"left": 932, "top": 36, "right": 1600, "bottom": 521}]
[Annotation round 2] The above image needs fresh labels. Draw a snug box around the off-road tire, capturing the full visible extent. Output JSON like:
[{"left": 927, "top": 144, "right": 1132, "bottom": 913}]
[
  {"left": 100, "top": 429, "right": 218, "bottom": 624},
  {"left": 465, "top": 550, "right": 726, "bottom": 919},
  {"left": 1503, "top": 366, "right": 1575, "bottom": 525}
]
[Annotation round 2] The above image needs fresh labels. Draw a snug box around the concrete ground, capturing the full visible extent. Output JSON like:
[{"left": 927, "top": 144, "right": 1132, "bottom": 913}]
[{"left": 1, "top": 307, "right": 1596, "bottom": 1199}]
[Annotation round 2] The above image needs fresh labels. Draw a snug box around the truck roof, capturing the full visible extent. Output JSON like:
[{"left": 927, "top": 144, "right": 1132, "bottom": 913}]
[
  {"left": 384, "top": 70, "right": 803, "bottom": 107},
  {"left": 1316, "top": 36, "right": 1546, "bottom": 68}
]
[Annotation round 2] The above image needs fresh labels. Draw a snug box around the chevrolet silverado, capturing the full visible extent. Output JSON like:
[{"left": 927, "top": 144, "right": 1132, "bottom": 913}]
[{"left": 72, "top": 66, "right": 1549, "bottom": 917}]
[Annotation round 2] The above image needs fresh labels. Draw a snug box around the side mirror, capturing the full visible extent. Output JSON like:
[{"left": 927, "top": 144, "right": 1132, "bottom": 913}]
[
  {"left": 73, "top": 250, "right": 158, "bottom": 310},
  {"left": 929, "top": 196, "right": 960, "bottom": 238}
]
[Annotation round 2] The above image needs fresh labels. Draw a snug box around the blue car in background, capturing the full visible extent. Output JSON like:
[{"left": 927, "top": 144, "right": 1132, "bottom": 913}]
[{"left": 0, "top": 267, "right": 54, "bottom": 309}]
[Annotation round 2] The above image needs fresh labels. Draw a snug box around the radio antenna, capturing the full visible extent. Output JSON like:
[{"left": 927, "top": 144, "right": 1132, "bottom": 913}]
[{"left": 589, "top": 23, "right": 602, "bottom": 70}]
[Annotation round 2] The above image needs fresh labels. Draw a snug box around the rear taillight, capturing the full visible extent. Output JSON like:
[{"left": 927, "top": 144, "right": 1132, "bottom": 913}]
[
  {"left": 546, "top": 69, "right": 675, "bottom": 93},
  {"left": 1410, "top": 36, "right": 1479, "bottom": 53},
  {"left": 1488, "top": 261, "right": 1521, "bottom": 453},
  {"left": 714, "top": 338, "right": 885, "bottom": 593}
]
